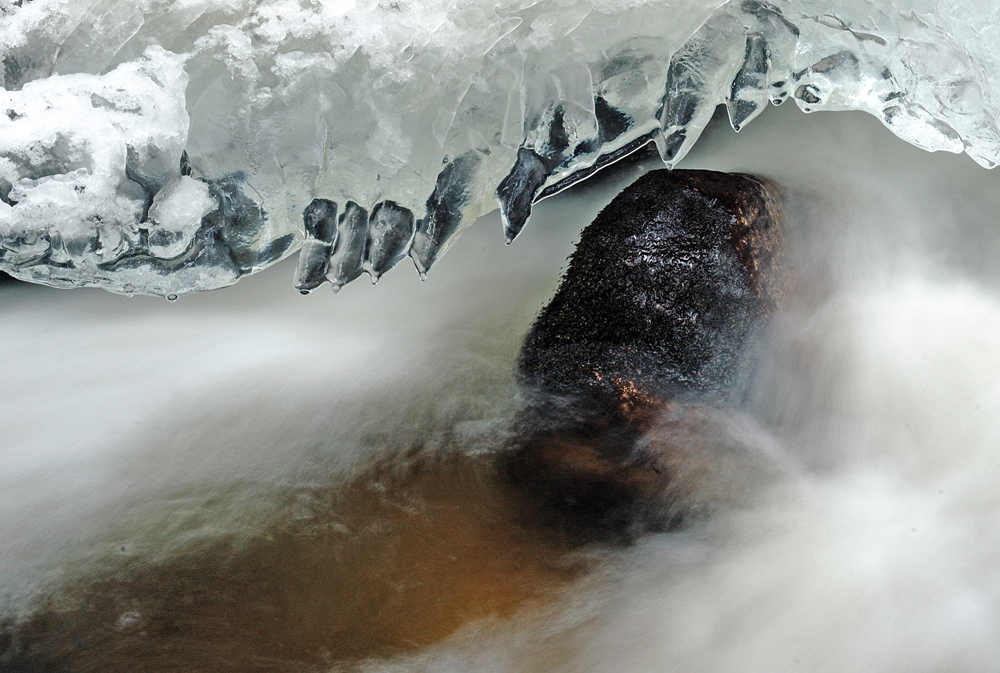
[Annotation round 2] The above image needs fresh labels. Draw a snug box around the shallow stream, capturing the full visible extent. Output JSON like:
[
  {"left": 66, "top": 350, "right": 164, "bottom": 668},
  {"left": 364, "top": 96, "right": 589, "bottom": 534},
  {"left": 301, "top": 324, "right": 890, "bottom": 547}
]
[{"left": 3, "top": 103, "right": 1000, "bottom": 671}]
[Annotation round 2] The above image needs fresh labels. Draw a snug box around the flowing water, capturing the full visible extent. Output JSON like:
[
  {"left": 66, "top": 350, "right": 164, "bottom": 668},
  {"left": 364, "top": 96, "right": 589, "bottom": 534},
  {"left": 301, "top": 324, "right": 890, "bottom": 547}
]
[{"left": 3, "top": 102, "right": 1000, "bottom": 671}]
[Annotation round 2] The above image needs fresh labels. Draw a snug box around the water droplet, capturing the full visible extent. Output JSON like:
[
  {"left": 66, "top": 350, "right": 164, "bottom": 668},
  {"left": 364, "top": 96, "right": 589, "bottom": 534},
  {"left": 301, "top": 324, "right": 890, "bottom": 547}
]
[
  {"left": 419, "top": 272, "right": 427, "bottom": 281},
  {"left": 299, "top": 289, "right": 310, "bottom": 295},
  {"left": 166, "top": 294, "right": 178, "bottom": 303},
  {"left": 116, "top": 611, "right": 142, "bottom": 631}
]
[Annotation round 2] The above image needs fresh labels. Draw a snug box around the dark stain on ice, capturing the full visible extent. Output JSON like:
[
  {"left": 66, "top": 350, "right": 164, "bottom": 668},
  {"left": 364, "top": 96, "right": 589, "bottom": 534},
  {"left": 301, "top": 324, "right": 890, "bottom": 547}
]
[
  {"left": 206, "top": 173, "right": 272, "bottom": 272},
  {"left": 546, "top": 105, "right": 572, "bottom": 155},
  {"left": 594, "top": 96, "right": 632, "bottom": 143},
  {"left": 303, "top": 198, "right": 339, "bottom": 244},
  {"left": 179, "top": 150, "right": 194, "bottom": 178},
  {"left": 660, "top": 52, "right": 702, "bottom": 134},
  {"left": 0, "top": 177, "right": 16, "bottom": 206},
  {"left": 795, "top": 84, "right": 821, "bottom": 105},
  {"left": 728, "top": 33, "right": 770, "bottom": 131}
]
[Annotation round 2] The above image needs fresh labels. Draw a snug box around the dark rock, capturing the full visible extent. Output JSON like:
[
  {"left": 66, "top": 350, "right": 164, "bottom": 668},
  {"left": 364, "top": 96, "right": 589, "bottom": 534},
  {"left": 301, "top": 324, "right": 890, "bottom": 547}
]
[{"left": 507, "top": 168, "right": 784, "bottom": 537}]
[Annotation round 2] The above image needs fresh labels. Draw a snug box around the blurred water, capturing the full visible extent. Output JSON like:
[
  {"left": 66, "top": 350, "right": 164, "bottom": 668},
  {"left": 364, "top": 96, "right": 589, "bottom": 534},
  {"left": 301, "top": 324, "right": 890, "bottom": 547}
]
[{"left": 4, "top": 102, "right": 1000, "bottom": 671}]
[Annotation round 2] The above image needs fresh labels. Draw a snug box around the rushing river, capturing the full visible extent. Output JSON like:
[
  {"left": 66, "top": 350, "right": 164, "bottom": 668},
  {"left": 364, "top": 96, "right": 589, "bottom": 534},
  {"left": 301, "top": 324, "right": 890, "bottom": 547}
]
[{"left": 3, "top": 102, "right": 1000, "bottom": 671}]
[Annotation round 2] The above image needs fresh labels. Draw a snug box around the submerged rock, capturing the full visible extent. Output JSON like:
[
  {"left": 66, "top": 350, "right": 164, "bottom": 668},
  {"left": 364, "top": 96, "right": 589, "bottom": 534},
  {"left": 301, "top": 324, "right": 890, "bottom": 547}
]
[{"left": 508, "top": 169, "right": 785, "bottom": 536}]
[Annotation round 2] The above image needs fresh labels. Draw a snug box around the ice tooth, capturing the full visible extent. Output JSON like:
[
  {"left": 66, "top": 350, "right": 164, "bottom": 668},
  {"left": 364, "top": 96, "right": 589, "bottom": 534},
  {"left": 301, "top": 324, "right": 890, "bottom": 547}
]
[
  {"left": 498, "top": 96, "right": 634, "bottom": 244},
  {"left": 409, "top": 151, "right": 482, "bottom": 276},
  {"left": 293, "top": 198, "right": 338, "bottom": 293},
  {"left": 736, "top": 0, "right": 798, "bottom": 108},
  {"left": 727, "top": 33, "right": 769, "bottom": 132},
  {"left": 658, "top": 9, "right": 747, "bottom": 167},
  {"left": 497, "top": 147, "right": 549, "bottom": 244},
  {"left": 327, "top": 201, "right": 368, "bottom": 292},
  {"left": 364, "top": 200, "right": 415, "bottom": 283}
]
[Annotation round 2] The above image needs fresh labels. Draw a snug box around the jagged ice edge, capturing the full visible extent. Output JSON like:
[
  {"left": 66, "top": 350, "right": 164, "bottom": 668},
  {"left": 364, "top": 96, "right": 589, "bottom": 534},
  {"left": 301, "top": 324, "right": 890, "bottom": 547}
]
[{"left": 1, "top": 0, "right": 998, "bottom": 298}]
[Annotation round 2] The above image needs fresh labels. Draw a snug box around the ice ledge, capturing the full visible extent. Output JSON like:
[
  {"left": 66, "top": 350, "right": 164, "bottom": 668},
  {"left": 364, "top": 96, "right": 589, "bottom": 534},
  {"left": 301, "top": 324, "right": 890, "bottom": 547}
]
[
  {"left": 0, "top": 47, "right": 292, "bottom": 296},
  {"left": 1, "top": 0, "right": 998, "bottom": 297}
]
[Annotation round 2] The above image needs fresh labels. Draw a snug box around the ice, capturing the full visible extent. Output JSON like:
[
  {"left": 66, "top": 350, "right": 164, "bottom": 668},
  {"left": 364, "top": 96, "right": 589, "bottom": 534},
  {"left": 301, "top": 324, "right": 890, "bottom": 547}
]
[
  {"left": 3, "top": 0, "right": 1000, "bottom": 296},
  {"left": 498, "top": 148, "right": 550, "bottom": 243},
  {"left": 0, "top": 44, "right": 292, "bottom": 296},
  {"left": 146, "top": 176, "right": 218, "bottom": 259},
  {"left": 365, "top": 200, "right": 415, "bottom": 283},
  {"left": 659, "top": 10, "right": 747, "bottom": 164},
  {"left": 327, "top": 200, "right": 367, "bottom": 292},
  {"left": 410, "top": 151, "right": 483, "bottom": 277},
  {"left": 294, "top": 198, "right": 338, "bottom": 292},
  {"left": 0, "top": 47, "right": 186, "bottom": 279}
]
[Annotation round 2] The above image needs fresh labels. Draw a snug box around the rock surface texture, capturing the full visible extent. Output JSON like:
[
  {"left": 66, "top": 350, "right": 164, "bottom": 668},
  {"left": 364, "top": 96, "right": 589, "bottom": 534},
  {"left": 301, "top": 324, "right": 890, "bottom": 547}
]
[{"left": 509, "top": 169, "right": 784, "bottom": 536}]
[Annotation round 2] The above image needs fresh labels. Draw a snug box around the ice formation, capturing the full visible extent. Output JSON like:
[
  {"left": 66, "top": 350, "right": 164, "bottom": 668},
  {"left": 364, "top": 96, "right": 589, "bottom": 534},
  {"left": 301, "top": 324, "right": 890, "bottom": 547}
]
[{"left": 1, "top": 0, "right": 999, "bottom": 296}]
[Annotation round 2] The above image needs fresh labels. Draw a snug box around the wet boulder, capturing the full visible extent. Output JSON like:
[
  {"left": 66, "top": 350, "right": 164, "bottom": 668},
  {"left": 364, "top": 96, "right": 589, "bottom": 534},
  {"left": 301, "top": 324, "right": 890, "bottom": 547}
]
[{"left": 508, "top": 169, "right": 785, "bottom": 536}]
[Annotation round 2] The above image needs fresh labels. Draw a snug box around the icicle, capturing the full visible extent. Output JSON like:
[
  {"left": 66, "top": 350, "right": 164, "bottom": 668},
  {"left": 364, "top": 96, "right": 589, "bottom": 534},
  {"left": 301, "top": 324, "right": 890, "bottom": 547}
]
[
  {"left": 327, "top": 201, "right": 368, "bottom": 292},
  {"left": 293, "top": 198, "right": 338, "bottom": 293},
  {"left": 364, "top": 201, "right": 415, "bottom": 283}
]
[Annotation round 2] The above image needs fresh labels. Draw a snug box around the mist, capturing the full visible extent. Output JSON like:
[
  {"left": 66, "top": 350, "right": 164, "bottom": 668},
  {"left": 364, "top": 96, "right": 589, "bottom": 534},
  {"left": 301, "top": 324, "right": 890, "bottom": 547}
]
[{"left": 3, "top": 101, "right": 1000, "bottom": 671}]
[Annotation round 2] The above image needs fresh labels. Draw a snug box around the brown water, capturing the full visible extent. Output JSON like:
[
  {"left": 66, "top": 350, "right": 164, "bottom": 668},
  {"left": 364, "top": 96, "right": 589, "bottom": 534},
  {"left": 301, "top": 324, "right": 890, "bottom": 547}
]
[{"left": 8, "top": 452, "right": 598, "bottom": 670}]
